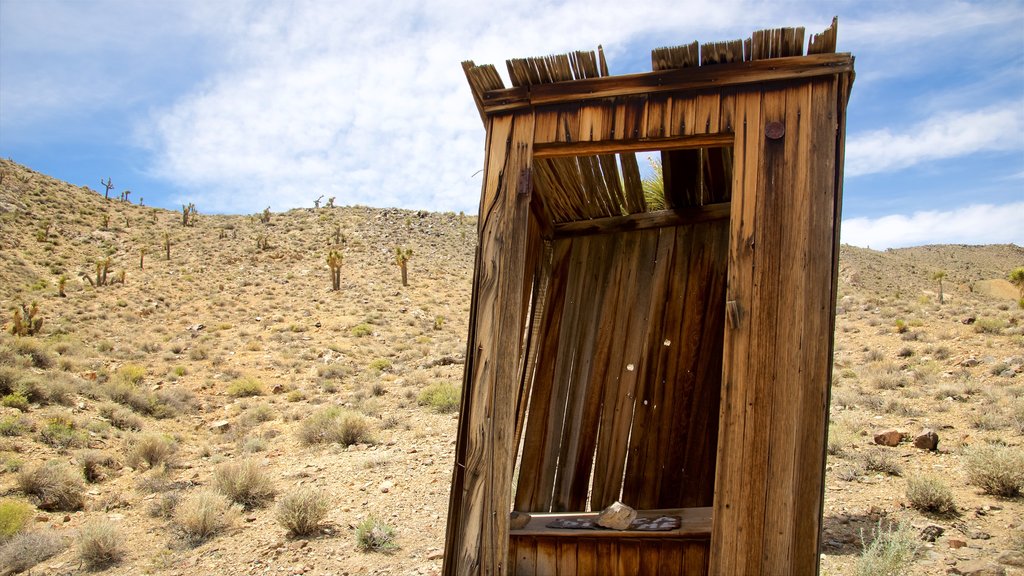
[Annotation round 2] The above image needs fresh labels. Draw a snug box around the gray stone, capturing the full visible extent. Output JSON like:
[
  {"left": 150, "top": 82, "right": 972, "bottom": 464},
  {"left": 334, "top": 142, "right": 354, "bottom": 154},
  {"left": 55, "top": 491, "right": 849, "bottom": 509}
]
[
  {"left": 997, "top": 550, "right": 1024, "bottom": 567},
  {"left": 948, "top": 560, "right": 1006, "bottom": 576},
  {"left": 210, "top": 420, "right": 230, "bottom": 433},
  {"left": 921, "top": 524, "right": 944, "bottom": 542},
  {"left": 914, "top": 429, "right": 939, "bottom": 451},
  {"left": 597, "top": 501, "right": 637, "bottom": 530}
]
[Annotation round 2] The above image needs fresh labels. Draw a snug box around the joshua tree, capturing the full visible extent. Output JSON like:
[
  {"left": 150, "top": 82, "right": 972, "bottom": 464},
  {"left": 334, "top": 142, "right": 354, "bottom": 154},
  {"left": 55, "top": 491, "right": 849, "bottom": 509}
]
[
  {"left": 260, "top": 207, "right": 271, "bottom": 224},
  {"left": 932, "top": 270, "right": 946, "bottom": 304},
  {"left": 325, "top": 197, "right": 335, "bottom": 208},
  {"left": 164, "top": 233, "right": 172, "bottom": 260},
  {"left": 1010, "top": 267, "right": 1024, "bottom": 308},
  {"left": 10, "top": 302, "right": 43, "bottom": 336},
  {"left": 101, "top": 177, "right": 114, "bottom": 199},
  {"left": 58, "top": 275, "right": 67, "bottom": 298},
  {"left": 139, "top": 247, "right": 146, "bottom": 270},
  {"left": 395, "top": 247, "right": 412, "bottom": 287},
  {"left": 327, "top": 250, "right": 343, "bottom": 291},
  {"left": 314, "top": 195, "right": 324, "bottom": 209},
  {"left": 182, "top": 203, "right": 197, "bottom": 226}
]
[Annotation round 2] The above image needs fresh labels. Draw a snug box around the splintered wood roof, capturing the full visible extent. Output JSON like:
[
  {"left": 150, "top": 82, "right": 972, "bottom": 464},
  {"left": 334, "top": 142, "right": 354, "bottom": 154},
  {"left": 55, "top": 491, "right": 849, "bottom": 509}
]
[{"left": 460, "top": 18, "right": 850, "bottom": 229}]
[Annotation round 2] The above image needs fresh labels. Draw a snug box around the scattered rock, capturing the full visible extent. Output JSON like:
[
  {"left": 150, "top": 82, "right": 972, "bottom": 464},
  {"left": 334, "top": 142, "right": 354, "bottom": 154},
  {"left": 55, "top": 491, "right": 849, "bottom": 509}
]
[
  {"left": 509, "top": 511, "right": 531, "bottom": 530},
  {"left": 271, "top": 384, "right": 284, "bottom": 394},
  {"left": 914, "top": 429, "right": 939, "bottom": 451},
  {"left": 948, "top": 559, "right": 1006, "bottom": 576},
  {"left": 948, "top": 539, "right": 967, "bottom": 549},
  {"left": 596, "top": 501, "right": 636, "bottom": 530},
  {"left": 210, "top": 420, "right": 230, "bottom": 433},
  {"left": 960, "top": 356, "right": 980, "bottom": 367},
  {"left": 961, "top": 317, "right": 976, "bottom": 325},
  {"left": 426, "top": 548, "right": 444, "bottom": 561},
  {"left": 997, "top": 551, "right": 1024, "bottom": 567},
  {"left": 969, "top": 530, "right": 990, "bottom": 540},
  {"left": 921, "top": 524, "right": 945, "bottom": 542},
  {"left": 873, "top": 429, "right": 902, "bottom": 447},
  {"left": 380, "top": 480, "right": 394, "bottom": 493}
]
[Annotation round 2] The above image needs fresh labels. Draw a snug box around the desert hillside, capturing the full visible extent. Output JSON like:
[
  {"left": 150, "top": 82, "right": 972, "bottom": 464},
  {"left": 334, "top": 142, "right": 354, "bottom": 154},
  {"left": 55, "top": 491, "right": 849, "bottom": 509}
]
[{"left": 0, "top": 158, "right": 1022, "bottom": 575}]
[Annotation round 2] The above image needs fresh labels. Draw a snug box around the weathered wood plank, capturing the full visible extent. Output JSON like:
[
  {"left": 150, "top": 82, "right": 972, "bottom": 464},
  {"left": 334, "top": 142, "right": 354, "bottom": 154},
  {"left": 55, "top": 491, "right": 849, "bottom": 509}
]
[
  {"left": 535, "top": 538, "right": 558, "bottom": 574},
  {"left": 616, "top": 540, "right": 641, "bottom": 576},
  {"left": 576, "top": 539, "right": 598, "bottom": 576},
  {"left": 511, "top": 538, "right": 535, "bottom": 576},
  {"left": 533, "top": 133, "right": 734, "bottom": 159},
  {"left": 709, "top": 88, "right": 762, "bottom": 576},
  {"left": 479, "top": 54, "right": 854, "bottom": 113},
  {"left": 552, "top": 202, "right": 730, "bottom": 238},
  {"left": 557, "top": 540, "right": 577, "bottom": 575}
]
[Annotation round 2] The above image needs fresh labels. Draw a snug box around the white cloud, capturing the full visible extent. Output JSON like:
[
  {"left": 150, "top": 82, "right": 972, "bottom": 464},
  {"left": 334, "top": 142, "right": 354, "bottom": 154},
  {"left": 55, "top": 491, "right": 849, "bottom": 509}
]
[
  {"left": 845, "top": 105, "right": 1024, "bottom": 177},
  {"left": 138, "top": 0, "right": 820, "bottom": 213},
  {"left": 841, "top": 202, "right": 1024, "bottom": 250}
]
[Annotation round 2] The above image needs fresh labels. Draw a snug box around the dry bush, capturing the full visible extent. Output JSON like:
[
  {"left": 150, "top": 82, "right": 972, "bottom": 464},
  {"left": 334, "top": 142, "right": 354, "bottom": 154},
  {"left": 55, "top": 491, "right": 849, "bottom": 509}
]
[
  {"left": 175, "top": 489, "right": 238, "bottom": 545},
  {"left": 38, "top": 416, "right": 87, "bottom": 450},
  {"left": 214, "top": 459, "right": 276, "bottom": 509},
  {"left": 227, "top": 376, "right": 265, "bottom": 397},
  {"left": 98, "top": 402, "right": 143, "bottom": 431},
  {"left": 905, "top": 475, "right": 956, "bottom": 514},
  {"left": 355, "top": 516, "right": 398, "bottom": 553},
  {"left": 0, "top": 529, "right": 65, "bottom": 573},
  {"left": 11, "top": 338, "right": 53, "bottom": 369},
  {"left": 964, "top": 444, "right": 1024, "bottom": 497},
  {"left": 276, "top": 488, "right": 330, "bottom": 537},
  {"left": 77, "top": 520, "right": 123, "bottom": 569},
  {"left": 861, "top": 449, "right": 902, "bottom": 477},
  {"left": 297, "top": 407, "right": 372, "bottom": 447},
  {"left": 126, "top": 433, "right": 177, "bottom": 469},
  {"left": 18, "top": 460, "right": 85, "bottom": 511},
  {"left": 147, "top": 492, "right": 180, "bottom": 518},
  {"left": 417, "top": 381, "right": 460, "bottom": 413},
  {"left": 77, "top": 450, "right": 117, "bottom": 483},
  {"left": 855, "top": 521, "right": 919, "bottom": 576},
  {"left": 0, "top": 498, "right": 33, "bottom": 540}
]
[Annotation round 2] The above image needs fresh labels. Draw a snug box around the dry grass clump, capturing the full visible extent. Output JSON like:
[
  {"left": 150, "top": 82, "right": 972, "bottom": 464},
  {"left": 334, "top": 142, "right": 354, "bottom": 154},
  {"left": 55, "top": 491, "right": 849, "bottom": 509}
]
[
  {"left": 905, "top": 475, "right": 957, "bottom": 514},
  {"left": 38, "top": 415, "right": 87, "bottom": 449},
  {"left": 861, "top": 449, "right": 902, "bottom": 477},
  {"left": 973, "top": 317, "right": 1006, "bottom": 334},
  {"left": 227, "top": 376, "right": 265, "bottom": 397},
  {"left": 77, "top": 450, "right": 117, "bottom": 483},
  {"left": 77, "top": 519, "right": 123, "bottom": 569},
  {"left": 355, "top": 515, "right": 398, "bottom": 553},
  {"left": 126, "top": 433, "right": 177, "bottom": 469},
  {"left": 297, "top": 407, "right": 372, "bottom": 447},
  {"left": 175, "top": 489, "right": 239, "bottom": 545},
  {"left": 854, "top": 521, "right": 919, "bottom": 576},
  {"left": 276, "top": 488, "right": 330, "bottom": 537},
  {"left": 18, "top": 460, "right": 85, "bottom": 511},
  {"left": 98, "top": 401, "right": 143, "bottom": 431},
  {"left": 964, "top": 443, "right": 1024, "bottom": 497},
  {"left": 0, "top": 498, "right": 33, "bottom": 540},
  {"left": 213, "top": 459, "right": 276, "bottom": 509},
  {"left": 0, "top": 413, "right": 31, "bottom": 437},
  {"left": 417, "top": 381, "right": 460, "bottom": 413},
  {"left": 0, "top": 529, "right": 65, "bottom": 573}
]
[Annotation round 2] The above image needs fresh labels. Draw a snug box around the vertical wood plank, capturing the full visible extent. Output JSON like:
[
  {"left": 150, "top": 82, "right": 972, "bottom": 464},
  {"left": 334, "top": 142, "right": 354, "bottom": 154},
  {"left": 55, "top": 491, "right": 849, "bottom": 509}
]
[
  {"left": 557, "top": 540, "right": 578, "bottom": 575},
  {"left": 536, "top": 538, "right": 558, "bottom": 575},
  {"left": 710, "top": 88, "right": 762, "bottom": 576},
  {"left": 576, "top": 539, "right": 598, "bottom": 576},
  {"left": 512, "top": 538, "right": 536, "bottom": 576},
  {"left": 616, "top": 540, "right": 641, "bottom": 576}
]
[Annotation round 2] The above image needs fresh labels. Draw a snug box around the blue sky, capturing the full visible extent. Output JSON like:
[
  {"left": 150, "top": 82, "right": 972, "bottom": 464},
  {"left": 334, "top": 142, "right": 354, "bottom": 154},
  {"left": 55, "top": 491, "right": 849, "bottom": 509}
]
[{"left": 1, "top": 0, "right": 1022, "bottom": 249}]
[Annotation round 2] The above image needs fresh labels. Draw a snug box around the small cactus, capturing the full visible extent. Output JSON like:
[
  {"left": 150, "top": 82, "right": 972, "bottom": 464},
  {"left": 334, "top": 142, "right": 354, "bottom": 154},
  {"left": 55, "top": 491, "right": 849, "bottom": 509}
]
[
  {"left": 10, "top": 302, "right": 43, "bottom": 336},
  {"left": 327, "top": 250, "right": 343, "bottom": 291},
  {"left": 395, "top": 247, "right": 412, "bottom": 287}
]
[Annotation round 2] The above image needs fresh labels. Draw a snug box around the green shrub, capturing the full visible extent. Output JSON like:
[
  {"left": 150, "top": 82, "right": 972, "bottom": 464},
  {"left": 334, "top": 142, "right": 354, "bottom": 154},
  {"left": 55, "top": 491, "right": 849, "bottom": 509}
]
[
  {"left": 0, "top": 498, "right": 33, "bottom": 540},
  {"left": 350, "top": 323, "right": 373, "bottom": 337},
  {"left": 214, "top": 459, "right": 276, "bottom": 509},
  {"left": 368, "top": 358, "right": 392, "bottom": 373},
  {"left": 355, "top": 516, "right": 397, "bottom": 553},
  {"left": 964, "top": 444, "right": 1024, "bottom": 497},
  {"left": 127, "top": 433, "right": 177, "bottom": 469},
  {"left": 297, "top": 407, "right": 373, "bottom": 447},
  {"left": 227, "top": 376, "right": 265, "bottom": 398},
  {"left": 38, "top": 416, "right": 86, "bottom": 449},
  {"left": 974, "top": 317, "right": 1006, "bottom": 334},
  {"left": 175, "top": 490, "right": 238, "bottom": 545},
  {"left": 417, "top": 382, "right": 460, "bottom": 413},
  {"left": 0, "top": 529, "right": 65, "bottom": 573},
  {"left": 77, "top": 520, "right": 123, "bottom": 569},
  {"left": 855, "top": 521, "right": 919, "bottom": 576},
  {"left": 905, "top": 475, "right": 956, "bottom": 514},
  {"left": 276, "top": 488, "right": 330, "bottom": 537},
  {"left": 18, "top": 460, "right": 85, "bottom": 511},
  {"left": 116, "top": 363, "right": 146, "bottom": 385},
  {"left": 12, "top": 339, "right": 52, "bottom": 369},
  {"left": 0, "top": 414, "right": 30, "bottom": 436},
  {"left": 861, "top": 449, "right": 902, "bottom": 476},
  {"left": 98, "top": 402, "right": 144, "bottom": 431},
  {"left": 1, "top": 392, "right": 29, "bottom": 411}
]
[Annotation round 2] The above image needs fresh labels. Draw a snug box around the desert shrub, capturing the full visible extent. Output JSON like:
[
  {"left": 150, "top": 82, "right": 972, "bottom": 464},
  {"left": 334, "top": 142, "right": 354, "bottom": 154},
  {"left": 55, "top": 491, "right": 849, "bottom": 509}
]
[
  {"left": 355, "top": 516, "right": 397, "bottom": 553},
  {"left": 12, "top": 339, "right": 53, "bottom": 369},
  {"left": 964, "top": 444, "right": 1024, "bottom": 497},
  {"left": 855, "top": 521, "right": 919, "bottom": 576},
  {"left": 970, "top": 411, "right": 1006, "bottom": 431},
  {"left": 77, "top": 520, "right": 123, "bottom": 569},
  {"left": 905, "top": 475, "right": 956, "bottom": 514},
  {"left": 1, "top": 391, "right": 29, "bottom": 411},
  {"left": 974, "top": 317, "right": 1006, "bottom": 334},
  {"left": 0, "top": 366, "right": 18, "bottom": 394},
  {"left": 18, "top": 460, "right": 85, "bottom": 511},
  {"left": 0, "top": 414, "right": 31, "bottom": 437},
  {"left": 214, "top": 459, "right": 275, "bottom": 509},
  {"left": 98, "top": 402, "right": 143, "bottom": 431},
  {"left": 77, "top": 450, "right": 117, "bottom": 483},
  {"left": 417, "top": 382, "right": 460, "bottom": 413},
  {"left": 350, "top": 323, "right": 373, "bottom": 337},
  {"left": 276, "top": 488, "right": 330, "bottom": 537},
  {"left": 126, "top": 433, "right": 177, "bottom": 469},
  {"left": 38, "top": 416, "right": 87, "bottom": 449},
  {"left": 0, "top": 529, "right": 65, "bottom": 573},
  {"left": 297, "top": 407, "right": 372, "bottom": 447},
  {"left": 826, "top": 422, "right": 858, "bottom": 457},
  {"left": 0, "top": 498, "right": 33, "bottom": 540},
  {"left": 896, "top": 346, "right": 914, "bottom": 358},
  {"left": 368, "top": 358, "right": 392, "bottom": 373},
  {"left": 227, "top": 376, "right": 265, "bottom": 398},
  {"left": 44, "top": 373, "right": 79, "bottom": 406},
  {"left": 116, "top": 363, "right": 146, "bottom": 385},
  {"left": 147, "top": 492, "right": 180, "bottom": 518},
  {"left": 861, "top": 449, "right": 902, "bottom": 476},
  {"left": 175, "top": 489, "right": 238, "bottom": 545}
]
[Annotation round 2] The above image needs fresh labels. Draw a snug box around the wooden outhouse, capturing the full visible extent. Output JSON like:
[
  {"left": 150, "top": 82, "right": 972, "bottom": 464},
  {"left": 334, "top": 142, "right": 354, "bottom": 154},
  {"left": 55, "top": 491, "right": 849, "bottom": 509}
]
[{"left": 444, "top": 19, "right": 854, "bottom": 576}]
